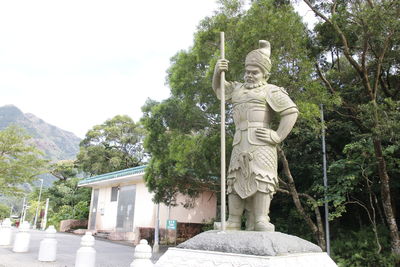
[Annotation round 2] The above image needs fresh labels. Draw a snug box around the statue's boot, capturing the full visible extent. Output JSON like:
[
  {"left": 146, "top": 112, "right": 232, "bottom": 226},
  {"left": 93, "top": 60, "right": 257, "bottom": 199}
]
[
  {"left": 254, "top": 192, "right": 275, "bottom": 232},
  {"left": 226, "top": 193, "right": 244, "bottom": 230}
]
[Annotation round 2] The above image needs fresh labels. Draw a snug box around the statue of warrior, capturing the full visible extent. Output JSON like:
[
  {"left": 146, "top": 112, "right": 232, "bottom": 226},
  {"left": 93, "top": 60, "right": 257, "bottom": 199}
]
[{"left": 212, "top": 40, "right": 298, "bottom": 231}]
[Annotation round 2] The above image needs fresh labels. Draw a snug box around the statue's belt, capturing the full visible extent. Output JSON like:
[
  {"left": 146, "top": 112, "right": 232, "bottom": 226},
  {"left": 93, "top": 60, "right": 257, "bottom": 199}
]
[{"left": 236, "top": 121, "right": 269, "bottom": 131}]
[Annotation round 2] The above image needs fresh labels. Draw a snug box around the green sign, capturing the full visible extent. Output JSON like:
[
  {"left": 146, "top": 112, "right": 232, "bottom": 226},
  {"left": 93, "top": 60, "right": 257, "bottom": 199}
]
[{"left": 166, "top": 219, "right": 177, "bottom": 230}]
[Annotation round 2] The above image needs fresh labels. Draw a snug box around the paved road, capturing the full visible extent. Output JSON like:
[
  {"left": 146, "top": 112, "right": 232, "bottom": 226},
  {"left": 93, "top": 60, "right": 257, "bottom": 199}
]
[{"left": 0, "top": 229, "right": 167, "bottom": 267}]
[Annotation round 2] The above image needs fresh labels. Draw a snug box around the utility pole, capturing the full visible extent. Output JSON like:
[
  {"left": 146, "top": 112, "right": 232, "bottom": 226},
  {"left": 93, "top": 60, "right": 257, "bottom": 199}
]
[{"left": 320, "top": 104, "right": 330, "bottom": 255}]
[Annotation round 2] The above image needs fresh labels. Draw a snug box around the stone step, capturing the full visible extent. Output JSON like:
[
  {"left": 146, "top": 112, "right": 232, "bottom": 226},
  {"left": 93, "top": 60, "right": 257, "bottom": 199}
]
[{"left": 95, "top": 231, "right": 111, "bottom": 239}]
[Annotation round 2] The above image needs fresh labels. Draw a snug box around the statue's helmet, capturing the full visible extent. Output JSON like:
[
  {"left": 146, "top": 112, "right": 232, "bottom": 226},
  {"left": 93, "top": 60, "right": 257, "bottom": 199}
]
[{"left": 245, "top": 40, "right": 271, "bottom": 74}]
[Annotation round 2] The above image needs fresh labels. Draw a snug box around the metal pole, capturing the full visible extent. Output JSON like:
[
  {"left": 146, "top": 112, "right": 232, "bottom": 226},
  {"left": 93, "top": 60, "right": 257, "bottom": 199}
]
[
  {"left": 41, "top": 198, "right": 49, "bottom": 230},
  {"left": 153, "top": 203, "right": 160, "bottom": 253},
  {"left": 220, "top": 32, "right": 226, "bottom": 231},
  {"left": 320, "top": 104, "right": 330, "bottom": 255},
  {"left": 33, "top": 179, "right": 44, "bottom": 229}
]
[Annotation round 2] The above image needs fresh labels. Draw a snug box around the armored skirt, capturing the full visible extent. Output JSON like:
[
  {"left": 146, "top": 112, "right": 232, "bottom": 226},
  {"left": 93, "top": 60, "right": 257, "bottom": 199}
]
[{"left": 227, "top": 102, "right": 278, "bottom": 199}]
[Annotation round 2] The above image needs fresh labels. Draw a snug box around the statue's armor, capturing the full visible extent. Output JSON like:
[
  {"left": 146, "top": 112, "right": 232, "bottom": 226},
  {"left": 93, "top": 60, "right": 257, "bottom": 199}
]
[{"left": 224, "top": 82, "right": 297, "bottom": 199}]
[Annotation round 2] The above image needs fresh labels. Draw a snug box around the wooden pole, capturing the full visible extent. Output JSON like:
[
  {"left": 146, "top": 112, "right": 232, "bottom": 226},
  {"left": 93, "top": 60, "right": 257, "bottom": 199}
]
[{"left": 220, "top": 32, "right": 226, "bottom": 231}]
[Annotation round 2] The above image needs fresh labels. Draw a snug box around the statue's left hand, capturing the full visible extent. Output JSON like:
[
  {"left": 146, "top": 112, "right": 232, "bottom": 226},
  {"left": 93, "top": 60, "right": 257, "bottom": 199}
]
[{"left": 255, "top": 128, "right": 281, "bottom": 145}]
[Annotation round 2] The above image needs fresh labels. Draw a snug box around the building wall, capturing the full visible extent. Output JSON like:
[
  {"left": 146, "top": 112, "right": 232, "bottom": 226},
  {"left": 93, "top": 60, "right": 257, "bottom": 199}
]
[
  {"left": 158, "top": 191, "right": 217, "bottom": 228},
  {"left": 85, "top": 174, "right": 217, "bottom": 242},
  {"left": 133, "top": 182, "right": 156, "bottom": 229}
]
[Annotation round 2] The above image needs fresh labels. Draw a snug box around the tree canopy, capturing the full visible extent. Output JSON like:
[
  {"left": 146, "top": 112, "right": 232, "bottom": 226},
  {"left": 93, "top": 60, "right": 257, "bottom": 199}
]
[
  {"left": 0, "top": 126, "right": 47, "bottom": 195},
  {"left": 50, "top": 160, "right": 78, "bottom": 181},
  {"left": 77, "top": 115, "right": 145, "bottom": 176},
  {"left": 26, "top": 176, "right": 91, "bottom": 229}
]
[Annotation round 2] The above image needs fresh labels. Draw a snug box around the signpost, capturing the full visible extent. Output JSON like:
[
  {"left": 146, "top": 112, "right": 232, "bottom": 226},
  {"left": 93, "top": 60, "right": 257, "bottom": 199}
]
[
  {"left": 166, "top": 219, "right": 177, "bottom": 245},
  {"left": 166, "top": 220, "right": 177, "bottom": 230}
]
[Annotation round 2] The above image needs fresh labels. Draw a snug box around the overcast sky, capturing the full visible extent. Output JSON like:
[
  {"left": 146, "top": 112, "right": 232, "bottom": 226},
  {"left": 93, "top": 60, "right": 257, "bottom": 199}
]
[{"left": 0, "top": 0, "right": 315, "bottom": 138}]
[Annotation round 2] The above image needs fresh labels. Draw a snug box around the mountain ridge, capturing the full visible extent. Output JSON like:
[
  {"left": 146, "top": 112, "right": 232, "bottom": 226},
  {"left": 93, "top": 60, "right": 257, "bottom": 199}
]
[{"left": 0, "top": 105, "right": 81, "bottom": 161}]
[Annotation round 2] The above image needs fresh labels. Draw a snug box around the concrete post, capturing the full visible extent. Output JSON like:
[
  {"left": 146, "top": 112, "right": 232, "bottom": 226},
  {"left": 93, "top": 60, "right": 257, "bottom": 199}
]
[
  {"left": 153, "top": 203, "right": 160, "bottom": 253},
  {"left": 75, "top": 232, "right": 96, "bottom": 267},
  {"left": 130, "top": 239, "right": 154, "bottom": 267},
  {"left": 38, "top": 225, "right": 57, "bottom": 262},
  {"left": 0, "top": 218, "right": 12, "bottom": 246},
  {"left": 12, "top": 221, "right": 31, "bottom": 252},
  {"left": 19, "top": 197, "right": 25, "bottom": 224}
]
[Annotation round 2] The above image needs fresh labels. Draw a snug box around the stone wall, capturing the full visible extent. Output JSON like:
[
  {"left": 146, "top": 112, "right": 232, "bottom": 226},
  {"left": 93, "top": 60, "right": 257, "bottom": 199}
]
[
  {"left": 59, "top": 219, "right": 88, "bottom": 232},
  {"left": 177, "top": 222, "right": 203, "bottom": 240},
  {"left": 139, "top": 222, "right": 204, "bottom": 245}
]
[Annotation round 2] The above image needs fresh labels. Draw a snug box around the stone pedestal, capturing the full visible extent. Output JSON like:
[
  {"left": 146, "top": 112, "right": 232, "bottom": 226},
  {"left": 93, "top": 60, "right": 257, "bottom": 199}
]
[
  {"left": 155, "top": 230, "right": 337, "bottom": 267},
  {"left": 75, "top": 232, "right": 96, "bottom": 267},
  {"left": 130, "top": 239, "right": 154, "bottom": 267},
  {"left": 12, "top": 221, "right": 30, "bottom": 253},
  {"left": 0, "top": 218, "right": 12, "bottom": 246},
  {"left": 156, "top": 248, "right": 336, "bottom": 267},
  {"left": 38, "top": 226, "right": 57, "bottom": 262}
]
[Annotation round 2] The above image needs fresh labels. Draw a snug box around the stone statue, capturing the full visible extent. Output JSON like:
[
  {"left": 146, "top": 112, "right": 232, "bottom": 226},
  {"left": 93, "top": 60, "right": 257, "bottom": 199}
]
[{"left": 212, "top": 40, "right": 298, "bottom": 231}]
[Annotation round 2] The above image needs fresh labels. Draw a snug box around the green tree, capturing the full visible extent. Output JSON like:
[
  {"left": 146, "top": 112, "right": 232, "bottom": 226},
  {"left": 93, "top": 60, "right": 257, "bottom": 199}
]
[
  {"left": 0, "top": 126, "right": 47, "bottom": 195},
  {"left": 28, "top": 177, "right": 91, "bottom": 229},
  {"left": 45, "top": 178, "right": 91, "bottom": 211},
  {"left": 77, "top": 115, "right": 145, "bottom": 176},
  {"left": 303, "top": 0, "right": 400, "bottom": 258},
  {"left": 50, "top": 160, "right": 78, "bottom": 181},
  {"left": 0, "top": 203, "right": 10, "bottom": 219}
]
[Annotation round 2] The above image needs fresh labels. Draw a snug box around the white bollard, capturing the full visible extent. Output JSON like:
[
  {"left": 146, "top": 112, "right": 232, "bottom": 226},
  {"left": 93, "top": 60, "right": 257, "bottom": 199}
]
[
  {"left": 12, "top": 221, "right": 31, "bottom": 252},
  {"left": 130, "top": 239, "right": 154, "bottom": 267},
  {"left": 38, "top": 225, "right": 57, "bottom": 262},
  {"left": 0, "top": 218, "right": 12, "bottom": 246},
  {"left": 75, "top": 232, "right": 96, "bottom": 267}
]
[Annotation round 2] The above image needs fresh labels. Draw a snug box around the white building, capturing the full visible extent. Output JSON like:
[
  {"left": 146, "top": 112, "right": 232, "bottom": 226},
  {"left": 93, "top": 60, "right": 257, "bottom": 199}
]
[{"left": 78, "top": 165, "right": 217, "bottom": 244}]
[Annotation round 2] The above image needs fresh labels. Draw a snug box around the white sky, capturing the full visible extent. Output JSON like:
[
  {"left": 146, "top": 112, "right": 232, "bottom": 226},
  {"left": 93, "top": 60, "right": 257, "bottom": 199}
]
[{"left": 0, "top": 0, "right": 315, "bottom": 138}]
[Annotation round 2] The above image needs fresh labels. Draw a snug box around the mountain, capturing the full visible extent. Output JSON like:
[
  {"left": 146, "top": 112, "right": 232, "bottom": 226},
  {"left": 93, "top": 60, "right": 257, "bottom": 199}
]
[{"left": 0, "top": 105, "right": 81, "bottom": 161}]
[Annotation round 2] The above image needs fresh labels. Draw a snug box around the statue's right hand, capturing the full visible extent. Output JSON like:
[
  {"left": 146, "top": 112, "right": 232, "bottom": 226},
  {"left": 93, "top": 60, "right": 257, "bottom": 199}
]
[{"left": 216, "top": 59, "right": 229, "bottom": 73}]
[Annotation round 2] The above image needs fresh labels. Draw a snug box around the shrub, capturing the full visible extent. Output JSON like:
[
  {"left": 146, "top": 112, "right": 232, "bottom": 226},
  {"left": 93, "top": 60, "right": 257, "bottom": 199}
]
[{"left": 331, "top": 225, "right": 395, "bottom": 267}]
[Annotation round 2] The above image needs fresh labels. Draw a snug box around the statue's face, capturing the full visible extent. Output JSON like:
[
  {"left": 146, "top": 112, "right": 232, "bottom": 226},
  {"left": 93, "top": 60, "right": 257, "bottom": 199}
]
[{"left": 244, "top": 65, "right": 264, "bottom": 86}]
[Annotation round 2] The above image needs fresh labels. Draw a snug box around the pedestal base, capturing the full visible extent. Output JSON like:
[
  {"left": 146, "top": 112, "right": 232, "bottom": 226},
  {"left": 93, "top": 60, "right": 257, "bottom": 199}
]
[
  {"left": 155, "top": 248, "right": 337, "bottom": 267},
  {"left": 155, "top": 230, "right": 337, "bottom": 267}
]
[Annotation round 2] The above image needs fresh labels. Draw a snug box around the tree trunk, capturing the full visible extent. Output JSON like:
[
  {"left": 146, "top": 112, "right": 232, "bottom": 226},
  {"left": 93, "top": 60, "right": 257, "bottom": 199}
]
[
  {"left": 278, "top": 147, "right": 326, "bottom": 250},
  {"left": 372, "top": 137, "right": 400, "bottom": 255}
]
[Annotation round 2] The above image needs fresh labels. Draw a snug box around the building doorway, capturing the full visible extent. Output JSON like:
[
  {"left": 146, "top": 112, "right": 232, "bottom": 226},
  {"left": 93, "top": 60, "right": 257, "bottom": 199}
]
[{"left": 116, "top": 185, "right": 136, "bottom": 232}]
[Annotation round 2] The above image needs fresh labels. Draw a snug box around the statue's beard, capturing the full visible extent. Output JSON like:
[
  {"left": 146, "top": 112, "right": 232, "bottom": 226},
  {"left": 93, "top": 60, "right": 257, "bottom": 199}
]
[{"left": 244, "top": 80, "right": 267, "bottom": 89}]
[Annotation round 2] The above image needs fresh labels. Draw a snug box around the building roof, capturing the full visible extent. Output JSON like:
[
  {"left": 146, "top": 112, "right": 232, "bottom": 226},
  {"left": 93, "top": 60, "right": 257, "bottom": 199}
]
[{"left": 78, "top": 165, "right": 147, "bottom": 187}]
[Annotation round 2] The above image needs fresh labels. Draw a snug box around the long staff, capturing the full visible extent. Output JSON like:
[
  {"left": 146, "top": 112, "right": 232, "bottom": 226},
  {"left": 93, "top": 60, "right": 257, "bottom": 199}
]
[{"left": 220, "top": 32, "right": 226, "bottom": 231}]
